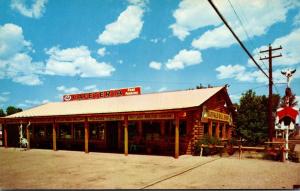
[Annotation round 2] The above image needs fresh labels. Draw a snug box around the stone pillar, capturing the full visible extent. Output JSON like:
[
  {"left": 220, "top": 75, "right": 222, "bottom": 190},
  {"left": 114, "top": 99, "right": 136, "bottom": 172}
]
[
  {"left": 26, "top": 124, "right": 30, "bottom": 150},
  {"left": 175, "top": 114, "right": 180, "bottom": 159},
  {"left": 84, "top": 119, "right": 89, "bottom": 153},
  {"left": 208, "top": 120, "right": 213, "bottom": 137},
  {"left": 52, "top": 123, "right": 57, "bottom": 151},
  {"left": 124, "top": 116, "right": 128, "bottom": 156}
]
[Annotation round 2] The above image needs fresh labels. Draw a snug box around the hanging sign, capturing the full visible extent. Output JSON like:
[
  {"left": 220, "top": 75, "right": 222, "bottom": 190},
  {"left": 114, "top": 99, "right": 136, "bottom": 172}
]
[
  {"left": 205, "top": 110, "right": 232, "bottom": 123},
  {"left": 63, "top": 87, "right": 141, "bottom": 102}
]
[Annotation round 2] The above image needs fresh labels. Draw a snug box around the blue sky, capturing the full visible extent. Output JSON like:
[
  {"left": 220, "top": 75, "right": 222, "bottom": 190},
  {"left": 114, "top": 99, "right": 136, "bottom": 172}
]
[{"left": 0, "top": 0, "right": 299, "bottom": 109}]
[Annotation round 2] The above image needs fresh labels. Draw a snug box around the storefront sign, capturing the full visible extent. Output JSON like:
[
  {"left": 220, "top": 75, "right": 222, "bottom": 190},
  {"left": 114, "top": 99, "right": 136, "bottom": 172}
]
[
  {"left": 63, "top": 87, "right": 141, "bottom": 102},
  {"left": 31, "top": 118, "right": 53, "bottom": 123},
  {"left": 128, "top": 113, "right": 174, "bottom": 121},
  {"left": 55, "top": 117, "right": 85, "bottom": 123},
  {"left": 88, "top": 115, "right": 124, "bottom": 122},
  {"left": 206, "top": 110, "right": 231, "bottom": 123}
]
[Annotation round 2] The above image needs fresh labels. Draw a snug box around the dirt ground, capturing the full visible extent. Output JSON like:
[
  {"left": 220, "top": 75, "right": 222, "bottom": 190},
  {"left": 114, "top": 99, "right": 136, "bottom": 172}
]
[{"left": 0, "top": 148, "right": 299, "bottom": 189}]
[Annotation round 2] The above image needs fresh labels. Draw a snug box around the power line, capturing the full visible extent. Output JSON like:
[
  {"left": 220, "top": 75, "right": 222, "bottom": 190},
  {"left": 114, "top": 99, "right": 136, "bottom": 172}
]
[
  {"left": 226, "top": 0, "right": 280, "bottom": 94},
  {"left": 207, "top": 0, "right": 270, "bottom": 81},
  {"left": 227, "top": 0, "right": 268, "bottom": 70}
]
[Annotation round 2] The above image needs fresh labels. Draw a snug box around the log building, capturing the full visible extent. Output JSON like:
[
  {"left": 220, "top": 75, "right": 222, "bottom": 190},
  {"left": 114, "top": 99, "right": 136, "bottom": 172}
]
[{"left": 0, "top": 86, "right": 235, "bottom": 158}]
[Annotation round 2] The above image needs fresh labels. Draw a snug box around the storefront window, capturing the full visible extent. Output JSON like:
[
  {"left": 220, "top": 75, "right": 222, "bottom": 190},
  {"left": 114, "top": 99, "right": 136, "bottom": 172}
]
[
  {"left": 74, "top": 123, "right": 84, "bottom": 140},
  {"left": 219, "top": 124, "right": 223, "bottom": 138},
  {"left": 89, "top": 122, "right": 105, "bottom": 141},
  {"left": 143, "top": 121, "right": 160, "bottom": 141},
  {"left": 59, "top": 123, "right": 72, "bottom": 139},
  {"left": 128, "top": 122, "right": 137, "bottom": 140},
  {"left": 212, "top": 122, "right": 216, "bottom": 137},
  {"left": 34, "top": 124, "right": 51, "bottom": 138},
  {"left": 203, "top": 123, "right": 208, "bottom": 135},
  {"left": 179, "top": 120, "right": 187, "bottom": 136},
  {"left": 165, "top": 120, "right": 175, "bottom": 137}
]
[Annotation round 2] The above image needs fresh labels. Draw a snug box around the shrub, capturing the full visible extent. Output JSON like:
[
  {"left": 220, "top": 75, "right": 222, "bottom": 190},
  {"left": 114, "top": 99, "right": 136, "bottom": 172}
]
[{"left": 194, "top": 135, "right": 222, "bottom": 156}]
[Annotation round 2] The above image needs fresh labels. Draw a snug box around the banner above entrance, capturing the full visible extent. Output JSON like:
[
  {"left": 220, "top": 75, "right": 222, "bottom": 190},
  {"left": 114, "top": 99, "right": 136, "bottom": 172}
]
[{"left": 63, "top": 87, "right": 141, "bottom": 102}]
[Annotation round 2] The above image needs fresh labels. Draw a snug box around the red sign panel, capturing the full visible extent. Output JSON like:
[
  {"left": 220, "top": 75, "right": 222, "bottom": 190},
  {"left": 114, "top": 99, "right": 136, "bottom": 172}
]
[{"left": 63, "top": 87, "right": 141, "bottom": 102}]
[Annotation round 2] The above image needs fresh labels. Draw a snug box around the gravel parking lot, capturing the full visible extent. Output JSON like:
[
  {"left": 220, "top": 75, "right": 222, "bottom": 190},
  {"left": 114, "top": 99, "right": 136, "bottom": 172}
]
[{"left": 0, "top": 148, "right": 299, "bottom": 189}]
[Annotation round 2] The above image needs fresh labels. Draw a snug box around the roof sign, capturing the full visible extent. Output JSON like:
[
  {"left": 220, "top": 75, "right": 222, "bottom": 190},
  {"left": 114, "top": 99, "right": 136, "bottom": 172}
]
[{"left": 63, "top": 87, "right": 141, "bottom": 102}]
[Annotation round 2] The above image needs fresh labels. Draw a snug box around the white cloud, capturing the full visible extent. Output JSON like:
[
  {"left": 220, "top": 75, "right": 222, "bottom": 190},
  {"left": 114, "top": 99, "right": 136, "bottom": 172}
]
[
  {"left": 1, "top": 92, "right": 10, "bottom": 95},
  {"left": 45, "top": 46, "right": 115, "bottom": 77},
  {"left": 216, "top": 64, "right": 247, "bottom": 80},
  {"left": 293, "top": 11, "right": 300, "bottom": 26},
  {"left": 250, "top": 28, "right": 300, "bottom": 67},
  {"left": 149, "top": 61, "right": 162, "bottom": 70},
  {"left": 0, "top": 23, "right": 43, "bottom": 85},
  {"left": 17, "top": 103, "right": 28, "bottom": 108},
  {"left": 0, "top": 23, "right": 31, "bottom": 59},
  {"left": 230, "top": 94, "right": 241, "bottom": 103},
  {"left": 97, "top": 47, "right": 107, "bottom": 57},
  {"left": 170, "top": 0, "right": 224, "bottom": 40},
  {"left": 10, "top": 0, "right": 48, "bottom": 19},
  {"left": 150, "top": 38, "right": 167, "bottom": 44},
  {"left": 0, "top": 96, "right": 8, "bottom": 103},
  {"left": 83, "top": 85, "right": 98, "bottom": 92},
  {"left": 165, "top": 49, "right": 202, "bottom": 70},
  {"left": 192, "top": 25, "right": 237, "bottom": 50},
  {"left": 158, "top": 87, "right": 167, "bottom": 92},
  {"left": 128, "top": 0, "right": 148, "bottom": 8},
  {"left": 190, "top": 0, "right": 295, "bottom": 49},
  {"left": 215, "top": 64, "right": 299, "bottom": 84},
  {"left": 56, "top": 86, "right": 80, "bottom": 94},
  {"left": 296, "top": 96, "right": 300, "bottom": 105},
  {"left": 25, "top": 99, "right": 49, "bottom": 105},
  {"left": 150, "top": 38, "right": 159, "bottom": 43},
  {"left": 96, "top": 2, "right": 145, "bottom": 45},
  {"left": 118, "top": 60, "right": 123, "bottom": 64},
  {"left": 17, "top": 99, "right": 49, "bottom": 108}
]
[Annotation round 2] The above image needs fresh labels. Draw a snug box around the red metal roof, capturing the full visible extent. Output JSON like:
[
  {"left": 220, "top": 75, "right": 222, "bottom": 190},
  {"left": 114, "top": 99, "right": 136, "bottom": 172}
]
[{"left": 276, "top": 107, "right": 299, "bottom": 121}]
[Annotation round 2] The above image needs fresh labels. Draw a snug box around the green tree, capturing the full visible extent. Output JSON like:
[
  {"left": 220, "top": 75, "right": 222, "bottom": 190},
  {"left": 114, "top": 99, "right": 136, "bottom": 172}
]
[
  {"left": 0, "top": 108, "right": 5, "bottom": 117},
  {"left": 6, "top": 106, "right": 22, "bottom": 116},
  {"left": 235, "top": 90, "right": 280, "bottom": 146}
]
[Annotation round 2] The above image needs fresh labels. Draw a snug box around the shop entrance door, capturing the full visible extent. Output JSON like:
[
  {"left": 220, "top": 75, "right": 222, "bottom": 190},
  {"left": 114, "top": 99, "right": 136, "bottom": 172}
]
[{"left": 106, "top": 121, "right": 119, "bottom": 152}]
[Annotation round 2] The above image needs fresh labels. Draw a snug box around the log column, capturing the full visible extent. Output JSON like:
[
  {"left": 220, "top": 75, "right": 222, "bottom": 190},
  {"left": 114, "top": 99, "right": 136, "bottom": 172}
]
[
  {"left": 124, "top": 116, "right": 128, "bottom": 156},
  {"left": 160, "top": 120, "right": 165, "bottom": 137},
  {"left": 175, "top": 114, "right": 180, "bottom": 159},
  {"left": 138, "top": 121, "right": 142, "bottom": 137},
  {"left": 215, "top": 122, "right": 220, "bottom": 139},
  {"left": 4, "top": 123, "right": 7, "bottom": 148},
  {"left": 26, "top": 124, "right": 30, "bottom": 150},
  {"left": 208, "top": 120, "right": 213, "bottom": 137},
  {"left": 84, "top": 119, "right": 89, "bottom": 153},
  {"left": 52, "top": 122, "right": 57, "bottom": 151},
  {"left": 222, "top": 123, "right": 226, "bottom": 139},
  {"left": 118, "top": 122, "right": 122, "bottom": 150}
]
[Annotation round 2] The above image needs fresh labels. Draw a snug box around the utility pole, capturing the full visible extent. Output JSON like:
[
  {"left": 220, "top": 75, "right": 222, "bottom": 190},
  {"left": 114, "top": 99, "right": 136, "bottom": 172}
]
[{"left": 260, "top": 44, "right": 282, "bottom": 141}]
